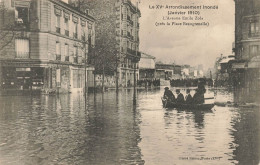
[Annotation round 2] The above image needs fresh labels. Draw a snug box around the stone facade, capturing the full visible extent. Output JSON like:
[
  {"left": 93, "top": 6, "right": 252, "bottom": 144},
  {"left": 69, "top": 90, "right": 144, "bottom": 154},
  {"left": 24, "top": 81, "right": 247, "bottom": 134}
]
[
  {"left": 85, "top": 0, "right": 141, "bottom": 87},
  {"left": 233, "top": 0, "right": 260, "bottom": 89},
  {"left": 0, "top": 0, "right": 95, "bottom": 93}
]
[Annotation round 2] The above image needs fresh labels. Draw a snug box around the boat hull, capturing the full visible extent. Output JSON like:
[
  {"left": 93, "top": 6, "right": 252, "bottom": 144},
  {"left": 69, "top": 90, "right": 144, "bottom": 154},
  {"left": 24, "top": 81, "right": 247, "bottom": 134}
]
[{"left": 162, "top": 98, "right": 214, "bottom": 110}]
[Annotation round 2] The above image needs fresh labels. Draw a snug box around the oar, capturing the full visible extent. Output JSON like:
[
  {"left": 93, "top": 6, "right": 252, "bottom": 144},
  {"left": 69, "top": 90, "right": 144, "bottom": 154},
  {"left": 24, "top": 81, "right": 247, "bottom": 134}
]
[{"left": 205, "top": 97, "right": 215, "bottom": 100}]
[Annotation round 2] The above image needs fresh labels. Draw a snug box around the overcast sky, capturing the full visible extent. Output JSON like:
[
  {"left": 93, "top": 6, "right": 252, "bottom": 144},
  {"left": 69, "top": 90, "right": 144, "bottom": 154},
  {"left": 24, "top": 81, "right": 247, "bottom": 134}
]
[{"left": 137, "top": 0, "right": 235, "bottom": 70}]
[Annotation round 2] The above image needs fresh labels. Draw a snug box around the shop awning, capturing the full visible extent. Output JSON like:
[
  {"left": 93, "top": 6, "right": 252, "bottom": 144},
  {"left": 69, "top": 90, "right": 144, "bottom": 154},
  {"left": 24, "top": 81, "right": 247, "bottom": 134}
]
[
  {"left": 232, "top": 63, "right": 246, "bottom": 69},
  {"left": 248, "top": 56, "right": 260, "bottom": 68}
]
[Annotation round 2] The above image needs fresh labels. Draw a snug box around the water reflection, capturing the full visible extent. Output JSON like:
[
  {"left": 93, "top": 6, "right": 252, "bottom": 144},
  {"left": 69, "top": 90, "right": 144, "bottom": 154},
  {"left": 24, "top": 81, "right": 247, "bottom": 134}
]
[{"left": 0, "top": 87, "right": 259, "bottom": 165}]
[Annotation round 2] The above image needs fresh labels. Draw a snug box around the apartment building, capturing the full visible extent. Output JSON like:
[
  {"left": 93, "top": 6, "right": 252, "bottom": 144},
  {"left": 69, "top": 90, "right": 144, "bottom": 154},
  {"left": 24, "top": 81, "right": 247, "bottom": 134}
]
[
  {"left": 233, "top": 0, "right": 260, "bottom": 89},
  {"left": 0, "top": 0, "right": 95, "bottom": 93},
  {"left": 85, "top": 0, "right": 141, "bottom": 87}
]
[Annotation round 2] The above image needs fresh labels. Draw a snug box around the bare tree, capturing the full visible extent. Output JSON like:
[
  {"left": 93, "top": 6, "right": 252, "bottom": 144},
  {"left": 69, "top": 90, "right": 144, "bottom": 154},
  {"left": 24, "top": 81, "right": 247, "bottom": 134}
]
[{"left": 0, "top": 4, "right": 16, "bottom": 51}]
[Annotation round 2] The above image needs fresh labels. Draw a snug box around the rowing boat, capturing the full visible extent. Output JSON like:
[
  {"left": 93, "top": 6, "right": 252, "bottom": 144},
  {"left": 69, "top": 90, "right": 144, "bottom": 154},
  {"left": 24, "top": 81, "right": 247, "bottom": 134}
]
[{"left": 161, "top": 98, "right": 214, "bottom": 110}]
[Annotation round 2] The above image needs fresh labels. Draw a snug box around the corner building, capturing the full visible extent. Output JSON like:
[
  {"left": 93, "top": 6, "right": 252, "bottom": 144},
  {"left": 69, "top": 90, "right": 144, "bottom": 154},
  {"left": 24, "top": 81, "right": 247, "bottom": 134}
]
[
  {"left": 85, "top": 0, "right": 141, "bottom": 87},
  {"left": 0, "top": 0, "right": 95, "bottom": 93},
  {"left": 233, "top": 0, "right": 260, "bottom": 89}
]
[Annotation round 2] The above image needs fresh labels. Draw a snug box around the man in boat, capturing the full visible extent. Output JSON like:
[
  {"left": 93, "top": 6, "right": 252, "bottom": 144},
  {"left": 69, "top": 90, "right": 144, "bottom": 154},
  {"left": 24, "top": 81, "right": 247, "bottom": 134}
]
[
  {"left": 176, "top": 89, "right": 185, "bottom": 104},
  {"left": 193, "top": 88, "right": 205, "bottom": 104},
  {"left": 163, "top": 87, "right": 175, "bottom": 102},
  {"left": 185, "top": 89, "right": 193, "bottom": 104}
]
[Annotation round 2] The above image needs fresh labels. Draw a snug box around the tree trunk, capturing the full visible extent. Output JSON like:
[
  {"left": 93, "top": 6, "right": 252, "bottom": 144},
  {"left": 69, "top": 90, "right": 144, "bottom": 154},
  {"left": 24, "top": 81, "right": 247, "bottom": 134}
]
[{"left": 102, "top": 64, "right": 105, "bottom": 92}]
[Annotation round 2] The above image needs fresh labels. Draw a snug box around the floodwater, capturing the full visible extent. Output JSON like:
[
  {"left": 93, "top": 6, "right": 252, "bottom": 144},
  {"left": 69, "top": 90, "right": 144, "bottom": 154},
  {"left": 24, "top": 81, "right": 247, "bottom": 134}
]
[{"left": 0, "top": 88, "right": 259, "bottom": 165}]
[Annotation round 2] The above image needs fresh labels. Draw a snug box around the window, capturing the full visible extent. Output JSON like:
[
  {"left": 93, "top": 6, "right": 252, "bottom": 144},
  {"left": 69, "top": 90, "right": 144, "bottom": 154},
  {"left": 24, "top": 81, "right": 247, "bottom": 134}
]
[
  {"left": 56, "top": 42, "right": 61, "bottom": 60},
  {"left": 64, "top": 44, "right": 69, "bottom": 56},
  {"left": 249, "top": 45, "right": 259, "bottom": 58},
  {"left": 56, "top": 42, "right": 61, "bottom": 55},
  {"left": 81, "top": 25, "right": 86, "bottom": 41},
  {"left": 15, "top": 38, "right": 29, "bottom": 58},
  {"left": 64, "top": 18, "right": 69, "bottom": 36},
  {"left": 73, "top": 46, "right": 78, "bottom": 56},
  {"left": 250, "top": 22, "right": 259, "bottom": 36},
  {"left": 73, "top": 22, "right": 78, "bottom": 39},
  {"left": 15, "top": 7, "right": 29, "bottom": 28},
  {"left": 56, "top": 15, "right": 61, "bottom": 33}
]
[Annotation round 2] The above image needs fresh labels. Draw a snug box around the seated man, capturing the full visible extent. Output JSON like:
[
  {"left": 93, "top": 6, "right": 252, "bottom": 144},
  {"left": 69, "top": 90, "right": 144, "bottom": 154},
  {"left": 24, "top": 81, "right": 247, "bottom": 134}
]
[
  {"left": 193, "top": 89, "right": 204, "bottom": 104},
  {"left": 163, "top": 87, "right": 175, "bottom": 102},
  {"left": 185, "top": 89, "right": 193, "bottom": 104},
  {"left": 176, "top": 89, "right": 184, "bottom": 104}
]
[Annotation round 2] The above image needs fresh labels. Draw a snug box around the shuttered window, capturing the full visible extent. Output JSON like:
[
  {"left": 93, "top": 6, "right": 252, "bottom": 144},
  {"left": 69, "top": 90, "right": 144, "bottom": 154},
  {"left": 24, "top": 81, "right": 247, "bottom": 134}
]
[{"left": 15, "top": 38, "right": 29, "bottom": 58}]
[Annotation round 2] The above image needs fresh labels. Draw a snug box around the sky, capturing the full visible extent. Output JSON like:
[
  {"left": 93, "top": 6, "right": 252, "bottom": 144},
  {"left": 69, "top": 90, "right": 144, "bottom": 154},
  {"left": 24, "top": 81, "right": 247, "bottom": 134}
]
[{"left": 137, "top": 0, "right": 235, "bottom": 70}]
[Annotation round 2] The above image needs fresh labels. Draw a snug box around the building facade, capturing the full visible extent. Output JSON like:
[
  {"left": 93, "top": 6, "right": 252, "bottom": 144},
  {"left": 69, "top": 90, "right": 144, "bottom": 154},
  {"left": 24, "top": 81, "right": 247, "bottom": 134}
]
[
  {"left": 138, "top": 52, "right": 156, "bottom": 80},
  {"left": 85, "top": 0, "right": 141, "bottom": 87},
  {"left": 233, "top": 0, "right": 260, "bottom": 89},
  {"left": 0, "top": 0, "right": 95, "bottom": 93}
]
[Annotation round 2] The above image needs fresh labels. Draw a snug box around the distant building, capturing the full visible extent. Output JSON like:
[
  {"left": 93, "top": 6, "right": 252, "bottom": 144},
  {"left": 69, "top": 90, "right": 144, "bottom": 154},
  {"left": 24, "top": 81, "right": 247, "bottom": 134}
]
[
  {"left": 0, "top": 0, "right": 95, "bottom": 93},
  {"left": 233, "top": 0, "right": 260, "bottom": 89},
  {"left": 139, "top": 53, "right": 156, "bottom": 80},
  {"left": 155, "top": 63, "right": 181, "bottom": 80}
]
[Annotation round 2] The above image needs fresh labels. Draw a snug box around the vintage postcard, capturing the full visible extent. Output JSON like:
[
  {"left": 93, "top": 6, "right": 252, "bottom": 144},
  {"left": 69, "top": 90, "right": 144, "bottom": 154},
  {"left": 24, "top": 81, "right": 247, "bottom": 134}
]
[{"left": 0, "top": 0, "right": 259, "bottom": 164}]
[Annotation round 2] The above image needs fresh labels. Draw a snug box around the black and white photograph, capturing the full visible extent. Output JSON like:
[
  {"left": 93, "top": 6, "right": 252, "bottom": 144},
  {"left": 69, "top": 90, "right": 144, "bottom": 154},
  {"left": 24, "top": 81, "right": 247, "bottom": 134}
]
[{"left": 0, "top": 0, "right": 259, "bottom": 164}]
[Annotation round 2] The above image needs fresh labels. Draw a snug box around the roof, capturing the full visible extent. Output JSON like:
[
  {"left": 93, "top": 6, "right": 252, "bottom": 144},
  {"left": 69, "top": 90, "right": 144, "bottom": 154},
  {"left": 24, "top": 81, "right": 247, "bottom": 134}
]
[
  {"left": 141, "top": 52, "right": 156, "bottom": 59},
  {"left": 50, "top": 0, "right": 95, "bottom": 21},
  {"left": 219, "top": 56, "right": 235, "bottom": 64}
]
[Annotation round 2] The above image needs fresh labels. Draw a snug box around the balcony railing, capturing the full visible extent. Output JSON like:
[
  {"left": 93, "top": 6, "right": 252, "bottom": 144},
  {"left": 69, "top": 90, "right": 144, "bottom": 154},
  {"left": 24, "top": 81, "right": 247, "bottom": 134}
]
[
  {"left": 56, "top": 27, "right": 61, "bottom": 34},
  {"left": 65, "top": 30, "right": 69, "bottom": 37},
  {"left": 16, "top": 52, "right": 30, "bottom": 59},
  {"left": 56, "top": 54, "right": 61, "bottom": 61},
  {"left": 248, "top": 32, "right": 260, "bottom": 38}
]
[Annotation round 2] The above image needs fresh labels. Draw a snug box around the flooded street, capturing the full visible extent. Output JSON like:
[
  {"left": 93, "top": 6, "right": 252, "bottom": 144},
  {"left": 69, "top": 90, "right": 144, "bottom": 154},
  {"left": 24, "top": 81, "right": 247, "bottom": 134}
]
[{"left": 0, "top": 88, "right": 259, "bottom": 165}]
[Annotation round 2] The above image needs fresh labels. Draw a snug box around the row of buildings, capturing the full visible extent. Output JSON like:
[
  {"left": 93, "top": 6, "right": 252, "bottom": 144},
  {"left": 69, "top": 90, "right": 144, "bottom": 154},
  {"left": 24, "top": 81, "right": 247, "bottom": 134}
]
[
  {"left": 138, "top": 53, "right": 205, "bottom": 81},
  {"left": 0, "top": 0, "right": 141, "bottom": 93}
]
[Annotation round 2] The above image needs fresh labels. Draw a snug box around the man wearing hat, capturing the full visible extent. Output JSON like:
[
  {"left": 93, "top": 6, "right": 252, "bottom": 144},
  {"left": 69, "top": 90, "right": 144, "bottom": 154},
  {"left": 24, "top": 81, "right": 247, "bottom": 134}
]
[
  {"left": 163, "top": 87, "right": 175, "bottom": 102},
  {"left": 176, "top": 89, "right": 185, "bottom": 104},
  {"left": 185, "top": 89, "right": 193, "bottom": 104}
]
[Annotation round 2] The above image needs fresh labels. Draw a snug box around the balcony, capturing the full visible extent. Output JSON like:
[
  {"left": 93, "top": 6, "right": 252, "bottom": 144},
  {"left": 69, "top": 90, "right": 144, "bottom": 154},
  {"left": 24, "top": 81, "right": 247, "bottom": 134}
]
[
  {"left": 73, "top": 33, "right": 78, "bottom": 39},
  {"left": 56, "top": 27, "right": 61, "bottom": 34},
  {"left": 127, "top": 32, "right": 131, "bottom": 37},
  {"left": 56, "top": 54, "right": 61, "bottom": 61},
  {"left": 65, "top": 30, "right": 69, "bottom": 37},
  {"left": 248, "top": 32, "right": 260, "bottom": 38},
  {"left": 127, "top": 48, "right": 141, "bottom": 62},
  {"left": 65, "top": 56, "right": 69, "bottom": 62}
]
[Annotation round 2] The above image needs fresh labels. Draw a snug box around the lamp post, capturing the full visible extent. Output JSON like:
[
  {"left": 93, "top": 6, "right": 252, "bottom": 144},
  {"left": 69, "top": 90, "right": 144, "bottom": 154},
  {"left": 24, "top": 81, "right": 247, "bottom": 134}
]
[{"left": 133, "top": 0, "right": 140, "bottom": 105}]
